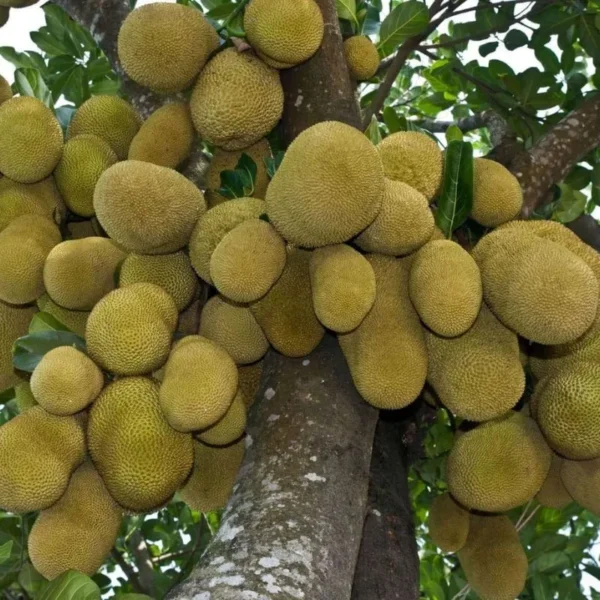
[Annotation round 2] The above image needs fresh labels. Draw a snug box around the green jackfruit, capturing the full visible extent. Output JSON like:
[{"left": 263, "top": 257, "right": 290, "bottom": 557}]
[
  {"left": 427, "top": 492, "right": 469, "bottom": 553},
  {"left": 561, "top": 456, "right": 600, "bottom": 515},
  {"left": 37, "top": 294, "right": 88, "bottom": 337},
  {"left": 0, "top": 75, "right": 12, "bottom": 104},
  {"left": 535, "top": 453, "right": 572, "bottom": 509},
  {"left": 0, "top": 300, "right": 36, "bottom": 392},
  {"left": 197, "top": 389, "right": 246, "bottom": 446},
  {"left": 344, "top": 36, "right": 380, "bottom": 80}
]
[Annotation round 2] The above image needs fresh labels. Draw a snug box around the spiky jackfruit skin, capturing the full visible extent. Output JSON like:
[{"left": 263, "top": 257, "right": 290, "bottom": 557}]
[
  {"left": 210, "top": 219, "right": 287, "bottom": 303},
  {"left": 30, "top": 347, "right": 103, "bottom": 416},
  {"left": 266, "top": 121, "right": 384, "bottom": 247},
  {"left": 86, "top": 283, "right": 177, "bottom": 376},
  {"left": 536, "top": 453, "right": 572, "bottom": 509},
  {"left": 561, "top": 456, "right": 600, "bottom": 515},
  {"left": 191, "top": 48, "right": 284, "bottom": 151},
  {"left": 0, "top": 97, "right": 63, "bottom": 183},
  {"left": 28, "top": 462, "right": 122, "bottom": 580},
  {"left": 471, "top": 158, "right": 523, "bottom": 227},
  {"left": 447, "top": 412, "right": 551, "bottom": 512},
  {"left": 94, "top": 161, "right": 205, "bottom": 254},
  {"left": 427, "top": 493, "right": 469, "bottom": 553},
  {"left": 37, "top": 294, "right": 88, "bottom": 337},
  {"left": 179, "top": 439, "right": 244, "bottom": 512},
  {"left": 344, "top": 36, "right": 380, "bottom": 80},
  {"left": 339, "top": 255, "right": 428, "bottom": 409},
  {"left": 0, "top": 75, "right": 12, "bottom": 104},
  {"left": 0, "top": 406, "right": 85, "bottom": 512},
  {"left": 410, "top": 240, "right": 482, "bottom": 338},
  {"left": 377, "top": 132, "right": 443, "bottom": 202},
  {"left": 244, "top": 0, "right": 323, "bottom": 67},
  {"left": 309, "top": 244, "right": 376, "bottom": 333},
  {"left": 88, "top": 377, "right": 193, "bottom": 512},
  {"left": 160, "top": 336, "right": 238, "bottom": 432},
  {"left": 118, "top": 3, "right": 219, "bottom": 94},
  {"left": 128, "top": 103, "right": 194, "bottom": 169},
  {"left": 68, "top": 96, "right": 142, "bottom": 160},
  {"left": 189, "top": 198, "right": 266, "bottom": 284},
  {"left": 238, "top": 360, "right": 264, "bottom": 408},
  {"left": 251, "top": 248, "right": 324, "bottom": 357},
  {"left": 355, "top": 179, "right": 433, "bottom": 256},
  {"left": 255, "top": 49, "right": 295, "bottom": 69},
  {"left": 0, "top": 300, "right": 36, "bottom": 392},
  {"left": 198, "top": 389, "right": 246, "bottom": 446},
  {"left": 44, "top": 238, "right": 126, "bottom": 311},
  {"left": 458, "top": 515, "right": 527, "bottom": 600},
  {"left": 120, "top": 251, "right": 198, "bottom": 312},
  {"left": 425, "top": 305, "right": 525, "bottom": 422},
  {"left": 200, "top": 296, "right": 269, "bottom": 365}
]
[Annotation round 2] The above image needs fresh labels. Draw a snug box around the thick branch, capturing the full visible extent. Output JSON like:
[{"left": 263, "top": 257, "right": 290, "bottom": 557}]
[
  {"left": 128, "top": 531, "right": 156, "bottom": 596},
  {"left": 111, "top": 549, "right": 145, "bottom": 595},
  {"left": 418, "top": 113, "right": 487, "bottom": 133}
]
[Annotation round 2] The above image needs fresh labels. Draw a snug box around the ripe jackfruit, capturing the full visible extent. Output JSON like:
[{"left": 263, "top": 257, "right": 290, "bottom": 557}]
[
  {"left": 377, "top": 132, "right": 443, "bottom": 202},
  {"left": 251, "top": 247, "right": 324, "bottom": 357},
  {"left": 0, "top": 406, "right": 85, "bottom": 512},
  {"left": 94, "top": 160, "right": 205, "bottom": 254},
  {"left": 191, "top": 48, "right": 284, "bottom": 151},
  {"left": 28, "top": 462, "right": 122, "bottom": 580},
  {"left": 447, "top": 412, "right": 551, "bottom": 512},
  {"left": 54, "top": 134, "right": 117, "bottom": 217},
  {"left": 355, "top": 179, "right": 434, "bottom": 256},
  {"left": 128, "top": 103, "right": 194, "bottom": 169},
  {"left": 238, "top": 360, "right": 264, "bottom": 408},
  {"left": 244, "top": 0, "right": 323, "bottom": 67},
  {"left": 37, "top": 294, "right": 89, "bottom": 337},
  {"left": 88, "top": 377, "right": 193, "bottom": 512},
  {"left": 0, "top": 300, "right": 36, "bottom": 392},
  {"left": 118, "top": 2, "right": 219, "bottom": 94},
  {"left": 266, "top": 121, "right": 384, "bottom": 247},
  {"left": 410, "top": 240, "right": 482, "bottom": 337},
  {"left": 427, "top": 492, "right": 469, "bottom": 553},
  {"left": 44, "top": 237, "right": 126, "bottom": 311},
  {"left": 309, "top": 244, "right": 376, "bottom": 333},
  {"left": 68, "top": 95, "right": 142, "bottom": 160},
  {"left": 536, "top": 453, "right": 572, "bottom": 509},
  {"left": 0, "top": 96, "right": 63, "bottom": 183},
  {"left": 0, "top": 75, "right": 12, "bottom": 105},
  {"left": 561, "top": 456, "right": 600, "bottom": 515},
  {"left": 344, "top": 36, "right": 380, "bottom": 80},
  {"left": 197, "top": 389, "right": 247, "bottom": 446},
  {"left": 339, "top": 255, "right": 428, "bottom": 409},
  {"left": 210, "top": 219, "right": 287, "bottom": 303}
]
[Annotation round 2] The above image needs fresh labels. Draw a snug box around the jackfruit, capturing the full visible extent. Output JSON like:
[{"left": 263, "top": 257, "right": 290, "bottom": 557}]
[
  {"left": 128, "top": 103, "right": 194, "bottom": 168},
  {"left": 238, "top": 360, "right": 264, "bottom": 408},
  {"left": 355, "top": 179, "right": 434, "bottom": 256},
  {"left": 0, "top": 406, "right": 85, "bottom": 512},
  {"left": 15, "top": 382, "right": 37, "bottom": 413},
  {"left": 254, "top": 49, "right": 295, "bottom": 70},
  {"left": 0, "top": 75, "right": 12, "bottom": 104},
  {"left": 210, "top": 219, "right": 287, "bottom": 303},
  {"left": 447, "top": 412, "right": 551, "bottom": 512},
  {"left": 159, "top": 335, "right": 238, "bottom": 432},
  {"left": 425, "top": 305, "right": 525, "bottom": 422},
  {"left": 199, "top": 295, "right": 269, "bottom": 364},
  {"left": 0, "top": 300, "right": 36, "bottom": 392},
  {"left": 88, "top": 377, "right": 193, "bottom": 512},
  {"left": 244, "top": 0, "right": 323, "bottom": 67},
  {"left": 0, "top": 214, "right": 61, "bottom": 305},
  {"left": 409, "top": 240, "right": 482, "bottom": 337},
  {"left": 0, "top": 0, "right": 38, "bottom": 5},
  {"left": 86, "top": 283, "right": 177, "bottom": 376},
  {"left": 377, "top": 132, "right": 443, "bottom": 202},
  {"left": 68, "top": 95, "right": 142, "bottom": 160},
  {"left": 190, "top": 48, "right": 284, "bottom": 151},
  {"left": 54, "top": 134, "right": 117, "bottom": 217},
  {"left": 0, "top": 9, "right": 7, "bottom": 28},
  {"left": 44, "top": 237, "right": 126, "bottom": 311},
  {"left": 429, "top": 225, "right": 445, "bottom": 241},
  {"left": 344, "top": 36, "right": 380, "bottom": 80},
  {"left": 251, "top": 247, "right": 325, "bottom": 357},
  {"left": 266, "top": 121, "right": 384, "bottom": 247},
  {"left": 179, "top": 439, "right": 244, "bottom": 512},
  {"left": 427, "top": 492, "right": 469, "bottom": 553},
  {"left": 198, "top": 389, "right": 246, "bottom": 446},
  {"left": 561, "top": 456, "right": 600, "bottom": 515},
  {"left": 28, "top": 462, "right": 122, "bottom": 580},
  {"left": 37, "top": 294, "right": 88, "bottom": 337},
  {"left": 471, "top": 158, "right": 523, "bottom": 227},
  {"left": 0, "top": 96, "right": 63, "bottom": 183},
  {"left": 536, "top": 453, "right": 573, "bottom": 509},
  {"left": 94, "top": 160, "right": 205, "bottom": 254},
  {"left": 309, "top": 244, "right": 376, "bottom": 333},
  {"left": 458, "top": 514, "right": 527, "bottom": 600},
  {"left": 118, "top": 2, "right": 219, "bottom": 94},
  {"left": 339, "top": 255, "right": 427, "bottom": 409}
]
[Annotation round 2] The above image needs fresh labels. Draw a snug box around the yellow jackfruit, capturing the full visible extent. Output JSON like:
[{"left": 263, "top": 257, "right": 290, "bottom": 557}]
[
  {"left": 197, "top": 389, "right": 247, "bottom": 446},
  {"left": 266, "top": 121, "right": 384, "bottom": 247},
  {"left": 255, "top": 49, "right": 295, "bottom": 70},
  {"left": 199, "top": 295, "right": 269, "bottom": 364},
  {"left": 561, "top": 456, "right": 600, "bottom": 515},
  {"left": 118, "top": 2, "right": 219, "bottom": 94},
  {"left": 94, "top": 160, "right": 205, "bottom": 254},
  {"left": 309, "top": 244, "right": 376, "bottom": 333},
  {"left": 88, "top": 377, "right": 193, "bottom": 512},
  {"left": 37, "top": 294, "right": 88, "bottom": 337},
  {"left": 68, "top": 95, "right": 142, "bottom": 160},
  {"left": 28, "top": 462, "right": 122, "bottom": 580},
  {"left": 244, "top": 0, "right": 323, "bottom": 67},
  {"left": 0, "top": 300, "right": 36, "bottom": 392},
  {"left": 339, "top": 255, "right": 427, "bottom": 409},
  {"left": 344, "top": 36, "right": 380, "bottom": 80},
  {"left": 429, "top": 225, "right": 445, "bottom": 241},
  {"left": 409, "top": 240, "right": 482, "bottom": 337},
  {"left": 447, "top": 412, "right": 551, "bottom": 512},
  {"left": 0, "top": 96, "right": 63, "bottom": 183},
  {"left": 128, "top": 103, "right": 194, "bottom": 169},
  {"left": 238, "top": 360, "right": 264, "bottom": 408},
  {"left": 427, "top": 493, "right": 469, "bottom": 553},
  {"left": 0, "top": 406, "right": 85, "bottom": 512},
  {"left": 536, "top": 453, "right": 572, "bottom": 509},
  {"left": 0, "top": 75, "right": 12, "bottom": 104},
  {"left": 190, "top": 48, "right": 284, "bottom": 151},
  {"left": 15, "top": 382, "right": 37, "bottom": 413}
]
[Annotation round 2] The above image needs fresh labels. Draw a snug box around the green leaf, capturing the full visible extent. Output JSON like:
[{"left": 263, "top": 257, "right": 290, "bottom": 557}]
[
  {"left": 445, "top": 124, "right": 463, "bottom": 143},
  {"left": 29, "top": 312, "right": 71, "bottom": 334},
  {"left": 18, "top": 562, "right": 47, "bottom": 596},
  {"left": 578, "top": 15, "right": 600, "bottom": 60},
  {"left": 12, "top": 330, "right": 86, "bottom": 374},
  {"left": 55, "top": 105, "right": 76, "bottom": 131},
  {"left": 13, "top": 68, "right": 53, "bottom": 107},
  {"left": 479, "top": 41, "right": 498, "bottom": 57},
  {"left": 38, "top": 570, "right": 101, "bottom": 600},
  {"left": 0, "top": 388, "right": 15, "bottom": 404},
  {"left": 531, "top": 573, "right": 553, "bottom": 600},
  {"left": 0, "top": 541, "right": 12, "bottom": 565},
  {"left": 378, "top": 1, "right": 429, "bottom": 58},
  {"left": 552, "top": 183, "right": 587, "bottom": 224},
  {"left": 217, "top": 152, "right": 258, "bottom": 199},
  {"left": 336, "top": 0, "right": 358, "bottom": 26},
  {"left": 504, "top": 29, "right": 528, "bottom": 50},
  {"left": 534, "top": 47, "right": 560, "bottom": 75},
  {"left": 529, "top": 550, "right": 571, "bottom": 576},
  {"left": 383, "top": 106, "right": 405, "bottom": 133},
  {"left": 265, "top": 150, "right": 285, "bottom": 179},
  {"left": 365, "top": 114, "right": 382, "bottom": 145},
  {"left": 206, "top": 2, "right": 237, "bottom": 19},
  {"left": 565, "top": 165, "right": 592, "bottom": 190}
]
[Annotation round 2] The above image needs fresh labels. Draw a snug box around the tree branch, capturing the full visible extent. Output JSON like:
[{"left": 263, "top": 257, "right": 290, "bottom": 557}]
[
  {"left": 128, "top": 531, "right": 155, "bottom": 597},
  {"left": 111, "top": 548, "right": 145, "bottom": 595}
]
